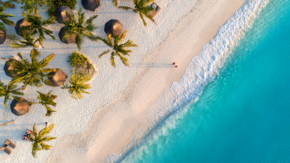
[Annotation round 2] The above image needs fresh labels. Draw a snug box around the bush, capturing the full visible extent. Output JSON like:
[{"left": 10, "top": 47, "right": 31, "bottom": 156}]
[
  {"left": 68, "top": 51, "right": 96, "bottom": 80},
  {"left": 47, "top": 0, "right": 77, "bottom": 17}
]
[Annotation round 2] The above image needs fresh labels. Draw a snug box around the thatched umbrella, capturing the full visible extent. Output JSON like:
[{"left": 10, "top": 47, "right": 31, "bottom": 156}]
[
  {"left": 58, "top": 27, "right": 77, "bottom": 44},
  {"left": 10, "top": 98, "right": 31, "bottom": 116},
  {"left": 81, "top": 0, "right": 100, "bottom": 12},
  {"left": 4, "top": 59, "right": 20, "bottom": 77},
  {"left": 0, "top": 30, "right": 6, "bottom": 44},
  {"left": 54, "top": 6, "right": 74, "bottom": 23},
  {"left": 104, "top": 19, "right": 123, "bottom": 37},
  {"left": 48, "top": 68, "right": 68, "bottom": 86},
  {"left": 15, "top": 18, "right": 31, "bottom": 36}
]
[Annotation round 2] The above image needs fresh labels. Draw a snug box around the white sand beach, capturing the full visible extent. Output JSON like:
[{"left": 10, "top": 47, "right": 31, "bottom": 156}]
[{"left": 0, "top": 0, "right": 246, "bottom": 162}]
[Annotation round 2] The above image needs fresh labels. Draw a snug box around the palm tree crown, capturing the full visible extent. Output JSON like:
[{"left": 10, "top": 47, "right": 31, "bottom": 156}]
[
  {"left": 37, "top": 91, "right": 57, "bottom": 116},
  {"left": 9, "top": 49, "right": 56, "bottom": 89},
  {"left": 61, "top": 74, "right": 90, "bottom": 100},
  {"left": 22, "top": 11, "right": 55, "bottom": 46},
  {"left": 98, "top": 30, "right": 138, "bottom": 67},
  {"left": 0, "top": 1, "right": 15, "bottom": 31},
  {"left": 28, "top": 123, "right": 57, "bottom": 158},
  {"left": 0, "top": 81, "right": 24, "bottom": 108},
  {"left": 8, "top": 28, "right": 43, "bottom": 49},
  {"left": 118, "top": 0, "right": 155, "bottom": 26},
  {"left": 62, "top": 8, "right": 99, "bottom": 50}
]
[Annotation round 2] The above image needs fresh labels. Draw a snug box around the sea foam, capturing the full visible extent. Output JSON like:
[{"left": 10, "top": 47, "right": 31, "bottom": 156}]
[{"left": 107, "top": 0, "right": 269, "bottom": 162}]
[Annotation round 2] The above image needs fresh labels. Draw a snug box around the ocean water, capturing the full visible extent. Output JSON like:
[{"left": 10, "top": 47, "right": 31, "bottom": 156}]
[{"left": 122, "top": 0, "right": 290, "bottom": 162}]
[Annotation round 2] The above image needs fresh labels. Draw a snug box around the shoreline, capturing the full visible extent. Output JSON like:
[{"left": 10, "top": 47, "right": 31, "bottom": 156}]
[{"left": 46, "top": 0, "right": 246, "bottom": 162}]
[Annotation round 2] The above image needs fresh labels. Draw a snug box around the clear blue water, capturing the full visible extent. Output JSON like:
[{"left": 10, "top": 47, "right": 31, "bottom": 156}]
[{"left": 124, "top": 0, "right": 290, "bottom": 162}]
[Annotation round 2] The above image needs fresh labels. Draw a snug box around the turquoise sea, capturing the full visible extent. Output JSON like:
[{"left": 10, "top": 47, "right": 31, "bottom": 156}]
[{"left": 122, "top": 0, "right": 290, "bottom": 162}]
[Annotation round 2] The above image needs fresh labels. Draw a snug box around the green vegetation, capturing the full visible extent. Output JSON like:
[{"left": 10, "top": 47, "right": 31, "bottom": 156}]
[
  {"left": 0, "top": 1, "right": 15, "bottom": 31},
  {"left": 28, "top": 123, "right": 57, "bottom": 158},
  {"left": 8, "top": 29, "right": 42, "bottom": 48},
  {"left": 62, "top": 8, "right": 99, "bottom": 50},
  {"left": 61, "top": 74, "right": 90, "bottom": 99},
  {"left": 0, "top": 81, "right": 24, "bottom": 108},
  {"left": 119, "top": 0, "right": 155, "bottom": 26},
  {"left": 112, "top": 0, "right": 118, "bottom": 7},
  {"left": 37, "top": 91, "right": 57, "bottom": 116},
  {"left": 19, "top": 0, "right": 48, "bottom": 15},
  {"left": 22, "top": 11, "right": 55, "bottom": 46},
  {"left": 9, "top": 49, "right": 56, "bottom": 89},
  {"left": 47, "top": 0, "right": 77, "bottom": 17},
  {"left": 68, "top": 51, "right": 95, "bottom": 80},
  {"left": 98, "top": 30, "right": 138, "bottom": 67}
]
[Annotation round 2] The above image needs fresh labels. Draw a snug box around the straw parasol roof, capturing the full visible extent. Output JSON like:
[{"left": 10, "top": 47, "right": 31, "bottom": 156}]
[
  {"left": 48, "top": 69, "right": 68, "bottom": 86},
  {"left": 58, "top": 27, "right": 77, "bottom": 44},
  {"left": 81, "top": 0, "right": 100, "bottom": 12},
  {"left": 54, "top": 6, "right": 74, "bottom": 23},
  {"left": 10, "top": 98, "right": 31, "bottom": 116},
  {"left": 0, "top": 30, "right": 6, "bottom": 44},
  {"left": 15, "top": 18, "right": 31, "bottom": 36},
  {"left": 4, "top": 59, "right": 20, "bottom": 78},
  {"left": 104, "top": 19, "right": 123, "bottom": 37}
]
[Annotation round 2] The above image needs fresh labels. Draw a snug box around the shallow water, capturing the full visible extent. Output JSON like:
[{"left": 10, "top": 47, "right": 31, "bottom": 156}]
[{"left": 122, "top": 0, "right": 290, "bottom": 162}]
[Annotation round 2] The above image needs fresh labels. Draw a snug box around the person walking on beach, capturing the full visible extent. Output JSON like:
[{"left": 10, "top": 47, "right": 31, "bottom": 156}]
[{"left": 172, "top": 62, "right": 178, "bottom": 68}]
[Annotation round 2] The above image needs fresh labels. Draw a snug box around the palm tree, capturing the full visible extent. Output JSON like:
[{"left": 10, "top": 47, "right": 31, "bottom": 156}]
[
  {"left": 61, "top": 74, "right": 90, "bottom": 99},
  {"left": 0, "top": 1, "right": 15, "bottom": 31},
  {"left": 28, "top": 123, "right": 57, "bottom": 158},
  {"left": 98, "top": 30, "right": 138, "bottom": 67},
  {"left": 9, "top": 49, "right": 56, "bottom": 89},
  {"left": 21, "top": 11, "right": 55, "bottom": 46},
  {"left": 118, "top": 0, "right": 155, "bottom": 26},
  {"left": 8, "top": 29, "right": 42, "bottom": 49},
  {"left": 0, "top": 81, "right": 24, "bottom": 108},
  {"left": 61, "top": 8, "right": 98, "bottom": 50},
  {"left": 37, "top": 91, "right": 57, "bottom": 116}
]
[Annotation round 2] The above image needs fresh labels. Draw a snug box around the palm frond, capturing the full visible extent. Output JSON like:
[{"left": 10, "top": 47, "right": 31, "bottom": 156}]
[
  {"left": 110, "top": 52, "right": 116, "bottom": 68},
  {"left": 118, "top": 6, "right": 133, "bottom": 10},
  {"left": 139, "top": 12, "right": 147, "bottom": 26},
  {"left": 99, "top": 49, "right": 111, "bottom": 58}
]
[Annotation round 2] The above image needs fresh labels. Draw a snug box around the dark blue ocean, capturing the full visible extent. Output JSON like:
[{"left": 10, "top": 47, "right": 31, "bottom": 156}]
[{"left": 122, "top": 0, "right": 290, "bottom": 162}]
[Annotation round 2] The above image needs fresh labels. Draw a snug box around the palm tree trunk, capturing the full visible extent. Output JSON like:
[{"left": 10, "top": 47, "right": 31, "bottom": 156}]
[
  {"left": 14, "top": 88, "right": 24, "bottom": 91},
  {"left": 0, "top": 120, "right": 16, "bottom": 127},
  {"left": 0, "top": 1, "right": 15, "bottom": 9},
  {"left": 0, "top": 57, "right": 13, "bottom": 60}
]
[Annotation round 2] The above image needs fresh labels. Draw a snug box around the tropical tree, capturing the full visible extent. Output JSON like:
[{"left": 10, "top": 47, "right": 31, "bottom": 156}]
[
  {"left": 0, "top": 81, "right": 24, "bottom": 108},
  {"left": 8, "top": 29, "right": 42, "bottom": 49},
  {"left": 37, "top": 91, "right": 57, "bottom": 116},
  {"left": 118, "top": 0, "right": 156, "bottom": 26},
  {"left": 62, "top": 8, "right": 98, "bottom": 50},
  {"left": 21, "top": 11, "right": 55, "bottom": 46},
  {"left": 28, "top": 123, "right": 57, "bottom": 158},
  {"left": 61, "top": 74, "right": 90, "bottom": 99},
  {"left": 9, "top": 49, "right": 56, "bottom": 89},
  {"left": 98, "top": 30, "right": 138, "bottom": 67},
  {"left": 0, "top": 1, "right": 15, "bottom": 31}
]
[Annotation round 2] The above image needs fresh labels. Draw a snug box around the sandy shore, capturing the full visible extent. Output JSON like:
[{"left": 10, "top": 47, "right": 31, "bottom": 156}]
[{"left": 44, "top": 0, "right": 246, "bottom": 162}]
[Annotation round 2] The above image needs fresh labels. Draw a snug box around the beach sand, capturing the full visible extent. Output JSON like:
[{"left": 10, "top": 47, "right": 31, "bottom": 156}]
[
  {"left": 46, "top": 0, "right": 246, "bottom": 162},
  {"left": 0, "top": 0, "right": 246, "bottom": 162}
]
